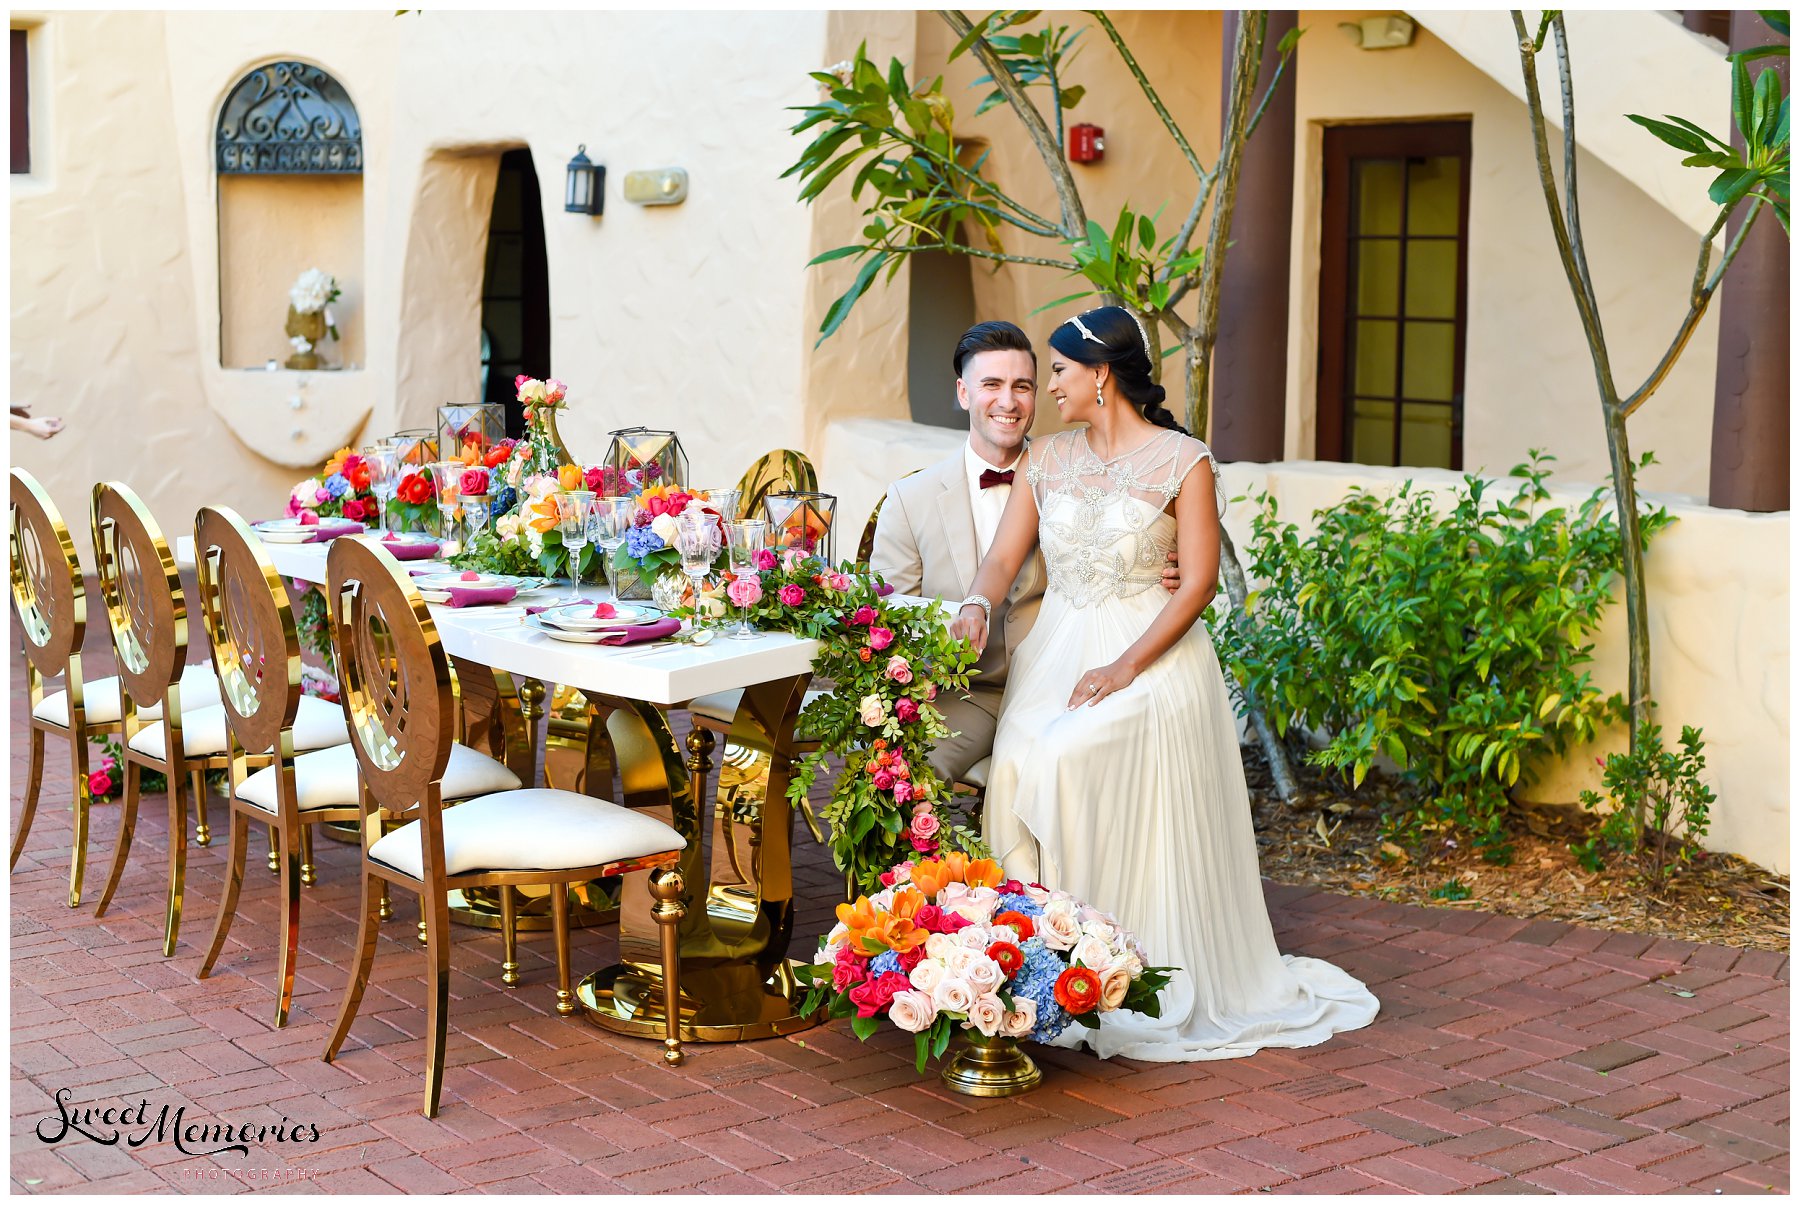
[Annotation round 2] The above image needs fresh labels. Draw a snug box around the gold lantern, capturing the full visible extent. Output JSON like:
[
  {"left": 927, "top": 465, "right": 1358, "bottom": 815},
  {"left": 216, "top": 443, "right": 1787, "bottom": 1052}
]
[
  {"left": 606, "top": 427, "right": 687, "bottom": 490},
  {"left": 764, "top": 490, "right": 836, "bottom": 563}
]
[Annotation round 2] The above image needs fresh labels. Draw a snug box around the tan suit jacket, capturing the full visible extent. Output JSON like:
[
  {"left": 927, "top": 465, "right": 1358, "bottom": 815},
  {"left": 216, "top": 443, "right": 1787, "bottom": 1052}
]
[{"left": 868, "top": 446, "right": 1046, "bottom": 693}]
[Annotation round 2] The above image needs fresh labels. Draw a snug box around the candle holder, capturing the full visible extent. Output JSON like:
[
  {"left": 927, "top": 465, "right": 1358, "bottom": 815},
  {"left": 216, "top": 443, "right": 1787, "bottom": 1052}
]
[{"left": 764, "top": 490, "right": 836, "bottom": 564}]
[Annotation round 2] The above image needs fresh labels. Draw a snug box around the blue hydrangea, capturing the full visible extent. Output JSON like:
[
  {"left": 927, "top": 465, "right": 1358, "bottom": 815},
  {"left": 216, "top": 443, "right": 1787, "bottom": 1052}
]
[
  {"left": 868, "top": 950, "right": 901, "bottom": 976},
  {"left": 624, "top": 525, "right": 666, "bottom": 558},
  {"left": 490, "top": 485, "right": 518, "bottom": 520},
  {"left": 323, "top": 473, "right": 351, "bottom": 498},
  {"left": 994, "top": 892, "right": 1044, "bottom": 918},
  {"left": 1010, "top": 937, "right": 1071, "bottom": 1043}
]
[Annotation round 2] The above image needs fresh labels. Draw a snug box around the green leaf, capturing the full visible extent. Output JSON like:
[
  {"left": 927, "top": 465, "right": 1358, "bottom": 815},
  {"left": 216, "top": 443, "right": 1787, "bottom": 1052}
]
[
  {"left": 1058, "top": 84, "right": 1086, "bottom": 110},
  {"left": 1028, "top": 289, "right": 1097, "bottom": 317},
  {"left": 1277, "top": 25, "right": 1305, "bottom": 55},
  {"left": 1626, "top": 113, "right": 1712, "bottom": 155},
  {"left": 1083, "top": 218, "right": 1113, "bottom": 264},
  {"left": 816, "top": 251, "right": 888, "bottom": 346},
  {"left": 1757, "top": 9, "right": 1789, "bottom": 36},
  {"left": 1734, "top": 57, "right": 1757, "bottom": 145},
  {"left": 1732, "top": 43, "right": 1792, "bottom": 64},
  {"left": 974, "top": 89, "right": 1008, "bottom": 118},
  {"left": 807, "top": 244, "right": 867, "bottom": 267},
  {"left": 1658, "top": 113, "right": 1735, "bottom": 151},
  {"left": 850, "top": 1013, "right": 879, "bottom": 1040},
  {"left": 1709, "top": 166, "right": 1761, "bottom": 206},
  {"left": 1754, "top": 65, "right": 1784, "bottom": 148}
]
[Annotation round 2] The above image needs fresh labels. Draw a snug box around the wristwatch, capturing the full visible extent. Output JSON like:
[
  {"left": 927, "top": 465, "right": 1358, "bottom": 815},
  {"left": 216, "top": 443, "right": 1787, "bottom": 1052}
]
[{"left": 959, "top": 594, "right": 993, "bottom": 623}]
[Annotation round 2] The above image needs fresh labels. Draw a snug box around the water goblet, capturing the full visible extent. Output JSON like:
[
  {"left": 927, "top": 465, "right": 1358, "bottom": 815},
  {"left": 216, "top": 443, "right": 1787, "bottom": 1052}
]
[
  {"left": 428, "top": 461, "right": 464, "bottom": 553},
  {"left": 364, "top": 447, "right": 399, "bottom": 532},
  {"left": 672, "top": 510, "right": 719, "bottom": 630},
  {"left": 694, "top": 486, "right": 742, "bottom": 524},
  {"left": 464, "top": 494, "right": 490, "bottom": 545},
  {"left": 555, "top": 490, "right": 595, "bottom": 601},
  {"left": 586, "top": 495, "right": 632, "bottom": 601},
  {"left": 725, "top": 519, "right": 767, "bottom": 640}
]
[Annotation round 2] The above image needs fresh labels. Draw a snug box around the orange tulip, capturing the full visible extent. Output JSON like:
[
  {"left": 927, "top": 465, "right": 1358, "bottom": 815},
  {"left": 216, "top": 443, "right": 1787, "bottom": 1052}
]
[
  {"left": 527, "top": 492, "right": 560, "bottom": 534},
  {"left": 835, "top": 896, "right": 881, "bottom": 943},
  {"left": 909, "top": 859, "right": 952, "bottom": 898},
  {"left": 866, "top": 912, "right": 929, "bottom": 954},
  {"left": 889, "top": 888, "right": 925, "bottom": 920},
  {"left": 963, "top": 858, "right": 1004, "bottom": 890},
  {"left": 557, "top": 463, "right": 584, "bottom": 491}
]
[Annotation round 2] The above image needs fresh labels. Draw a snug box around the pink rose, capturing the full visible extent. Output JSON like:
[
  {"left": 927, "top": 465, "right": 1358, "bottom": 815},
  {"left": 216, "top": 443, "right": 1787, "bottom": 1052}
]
[
  {"left": 887, "top": 989, "right": 938, "bottom": 1034},
  {"left": 849, "top": 971, "right": 912, "bottom": 1018},
  {"left": 314, "top": 487, "right": 331, "bottom": 504},
  {"left": 833, "top": 945, "right": 868, "bottom": 991},
  {"left": 296, "top": 510, "right": 320, "bottom": 526},
  {"left": 885, "top": 655, "right": 913, "bottom": 684},
  {"left": 100, "top": 754, "right": 117, "bottom": 773},
  {"left": 872, "top": 770, "right": 895, "bottom": 791},
  {"left": 753, "top": 548, "right": 778, "bottom": 571},
  {"left": 851, "top": 605, "right": 877, "bottom": 626},
  {"left": 87, "top": 771, "right": 113, "bottom": 796},
  {"left": 778, "top": 584, "right": 806, "bottom": 607},
  {"left": 924, "top": 683, "right": 938, "bottom": 702},
  {"left": 459, "top": 468, "right": 490, "bottom": 497},
  {"left": 895, "top": 697, "right": 920, "bottom": 723},
  {"left": 868, "top": 626, "right": 894, "bottom": 651},
  {"left": 727, "top": 576, "right": 763, "bottom": 608},
  {"left": 828, "top": 573, "right": 853, "bottom": 592},
  {"left": 892, "top": 780, "right": 913, "bottom": 805},
  {"left": 909, "top": 810, "right": 938, "bottom": 842}
]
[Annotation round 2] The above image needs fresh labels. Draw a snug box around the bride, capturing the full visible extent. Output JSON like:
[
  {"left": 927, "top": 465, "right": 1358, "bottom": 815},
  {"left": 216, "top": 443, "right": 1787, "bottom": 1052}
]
[{"left": 948, "top": 306, "right": 1379, "bottom": 1061}]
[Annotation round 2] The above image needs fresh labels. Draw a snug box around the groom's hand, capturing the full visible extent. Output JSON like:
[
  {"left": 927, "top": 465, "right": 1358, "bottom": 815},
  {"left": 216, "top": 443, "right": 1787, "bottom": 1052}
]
[
  {"left": 950, "top": 604, "right": 989, "bottom": 654},
  {"left": 1162, "top": 550, "right": 1182, "bottom": 594}
]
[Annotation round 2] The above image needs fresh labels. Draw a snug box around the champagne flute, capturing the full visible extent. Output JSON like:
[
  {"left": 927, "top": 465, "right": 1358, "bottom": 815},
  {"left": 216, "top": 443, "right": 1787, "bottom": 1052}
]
[
  {"left": 726, "top": 518, "right": 766, "bottom": 639},
  {"left": 673, "top": 510, "right": 718, "bottom": 631},
  {"left": 556, "top": 490, "right": 595, "bottom": 601},
  {"left": 428, "top": 461, "right": 463, "bottom": 553},
  {"left": 587, "top": 495, "right": 633, "bottom": 601}
]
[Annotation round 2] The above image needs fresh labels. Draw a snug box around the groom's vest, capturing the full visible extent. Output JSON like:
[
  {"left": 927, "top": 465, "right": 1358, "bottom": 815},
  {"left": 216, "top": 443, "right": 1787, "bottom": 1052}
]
[{"left": 867, "top": 447, "right": 1046, "bottom": 691}]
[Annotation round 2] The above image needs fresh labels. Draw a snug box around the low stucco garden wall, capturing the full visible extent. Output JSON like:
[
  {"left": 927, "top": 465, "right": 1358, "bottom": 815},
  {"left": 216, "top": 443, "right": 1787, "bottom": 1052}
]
[{"left": 823, "top": 418, "right": 1790, "bottom": 873}]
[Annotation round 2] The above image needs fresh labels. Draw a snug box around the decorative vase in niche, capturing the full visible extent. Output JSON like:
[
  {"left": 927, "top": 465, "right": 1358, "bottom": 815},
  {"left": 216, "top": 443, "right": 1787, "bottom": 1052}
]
[{"left": 285, "top": 306, "right": 326, "bottom": 370}]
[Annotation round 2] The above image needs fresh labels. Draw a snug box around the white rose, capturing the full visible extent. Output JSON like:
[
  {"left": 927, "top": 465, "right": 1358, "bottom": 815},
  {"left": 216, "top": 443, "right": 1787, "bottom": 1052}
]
[
  {"left": 943, "top": 886, "right": 999, "bottom": 926},
  {"left": 518, "top": 379, "right": 547, "bottom": 404},
  {"left": 1099, "top": 960, "right": 1134, "bottom": 1012},
  {"left": 858, "top": 694, "right": 888, "bottom": 727},
  {"left": 868, "top": 888, "right": 894, "bottom": 911},
  {"left": 955, "top": 924, "right": 992, "bottom": 951},
  {"left": 1000, "top": 997, "right": 1037, "bottom": 1039},
  {"left": 967, "top": 993, "right": 1007, "bottom": 1037},
  {"left": 888, "top": 990, "right": 937, "bottom": 1033},
  {"left": 909, "top": 957, "right": 947, "bottom": 994},
  {"left": 924, "top": 933, "right": 958, "bottom": 962},
  {"left": 931, "top": 976, "right": 977, "bottom": 1016},
  {"left": 1039, "top": 905, "right": 1081, "bottom": 951},
  {"left": 943, "top": 946, "right": 979, "bottom": 978},
  {"left": 1073, "top": 935, "right": 1113, "bottom": 971},
  {"left": 964, "top": 955, "right": 1005, "bottom": 995},
  {"left": 650, "top": 512, "right": 680, "bottom": 545},
  {"left": 1022, "top": 884, "right": 1053, "bottom": 905}
]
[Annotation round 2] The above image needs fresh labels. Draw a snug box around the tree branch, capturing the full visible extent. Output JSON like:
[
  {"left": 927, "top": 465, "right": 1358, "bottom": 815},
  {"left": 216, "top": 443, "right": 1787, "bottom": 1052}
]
[
  {"left": 1091, "top": 10, "right": 1208, "bottom": 182},
  {"left": 1552, "top": 15, "right": 1608, "bottom": 367},
  {"left": 1620, "top": 196, "right": 1767, "bottom": 418},
  {"left": 887, "top": 131, "right": 1064, "bottom": 236},
  {"left": 941, "top": 10, "right": 1089, "bottom": 239},
  {"left": 953, "top": 245, "right": 1084, "bottom": 272}
]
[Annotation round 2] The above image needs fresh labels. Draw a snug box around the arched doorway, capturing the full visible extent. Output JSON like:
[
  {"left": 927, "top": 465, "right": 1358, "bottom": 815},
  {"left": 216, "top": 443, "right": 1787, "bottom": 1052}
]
[{"left": 479, "top": 148, "right": 551, "bottom": 438}]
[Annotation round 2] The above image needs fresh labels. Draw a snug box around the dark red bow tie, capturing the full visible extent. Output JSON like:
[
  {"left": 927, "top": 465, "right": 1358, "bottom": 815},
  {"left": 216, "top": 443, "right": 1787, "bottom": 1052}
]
[{"left": 978, "top": 468, "right": 1015, "bottom": 490}]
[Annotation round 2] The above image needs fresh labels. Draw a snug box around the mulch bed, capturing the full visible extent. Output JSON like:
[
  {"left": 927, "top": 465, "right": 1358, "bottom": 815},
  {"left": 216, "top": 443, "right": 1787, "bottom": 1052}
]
[{"left": 1243, "top": 745, "right": 1790, "bottom": 953}]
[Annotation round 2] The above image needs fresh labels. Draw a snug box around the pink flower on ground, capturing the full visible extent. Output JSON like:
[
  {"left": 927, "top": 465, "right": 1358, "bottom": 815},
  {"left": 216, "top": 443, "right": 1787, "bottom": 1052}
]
[
  {"left": 867, "top": 626, "right": 894, "bottom": 651},
  {"left": 851, "top": 605, "right": 877, "bottom": 626},
  {"left": 895, "top": 697, "right": 920, "bottom": 723},
  {"left": 100, "top": 754, "right": 117, "bottom": 773},
  {"left": 753, "top": 548, "right": 778, "bottom": 571},
  {"left": 777, "top": 584, "right": 806, "bottom": 607},
  {"left": 727, "top": 576, "right": 763, "bottom": 608},
  {"left": 872, "top": 770, "right": 895, "bottom": 792},
  {"left": 87, "top": 772, "right": 113, "bottom": 796},
  {"left": 885, "top": 655, "right": 912, "bottom": 684}
]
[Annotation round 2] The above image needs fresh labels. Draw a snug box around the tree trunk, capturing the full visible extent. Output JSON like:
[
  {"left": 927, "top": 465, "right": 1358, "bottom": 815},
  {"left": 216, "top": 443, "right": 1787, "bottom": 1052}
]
[{"left": 1601, "top": 402, "right": 1653, "bottom": 817}]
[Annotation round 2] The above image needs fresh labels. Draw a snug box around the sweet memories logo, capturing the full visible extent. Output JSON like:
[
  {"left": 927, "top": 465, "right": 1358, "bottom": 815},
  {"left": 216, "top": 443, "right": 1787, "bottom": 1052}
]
[{"left": 36, "top": 1088, "right": 322, "bottom": 1157}]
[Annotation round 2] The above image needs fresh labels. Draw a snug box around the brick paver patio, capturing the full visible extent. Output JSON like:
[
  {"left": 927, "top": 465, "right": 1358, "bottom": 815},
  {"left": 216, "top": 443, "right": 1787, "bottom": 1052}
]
[{"left": 10, "top": 625, "right": 1789, "bottom": 1194}]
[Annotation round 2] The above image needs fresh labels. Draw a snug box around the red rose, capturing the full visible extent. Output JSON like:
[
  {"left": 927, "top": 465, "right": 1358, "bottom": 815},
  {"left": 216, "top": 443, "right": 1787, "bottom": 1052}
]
[
  {"left": 898, "top": 946, "right": 926, "bottom": 973},
  {"left": 847, "top": 971, "right": 911, "bottom": 1018},
  {"left": 998, "top": 879, "right": 1025, "bottom": 895},
  {"left": 1054, "top": 966, "right": 1103, "bottom": 1015},
  {"left": 87, "top": 771, "right": 113, "bottom": 797},
  {"left": 993, "top": 911, "right": 1036, "bottom": 941},
  {"left": 341, "top": 498, "right": 367, "bottom": 522},
  {"left": 895, "top": 698, "right": 920, "bottom": 723},
  {"left": 986, "top": 941, "right": 1024, "bottom": 978}
]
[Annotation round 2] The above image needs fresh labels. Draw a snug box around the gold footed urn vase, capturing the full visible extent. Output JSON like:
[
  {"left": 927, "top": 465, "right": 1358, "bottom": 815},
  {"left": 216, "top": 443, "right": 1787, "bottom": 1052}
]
[
  {"left": 285, "top": 305, "right": 326, "bottom": 370},
  {"left": 940, "top": 1033, "right": 1043, "bottom": 1097}
]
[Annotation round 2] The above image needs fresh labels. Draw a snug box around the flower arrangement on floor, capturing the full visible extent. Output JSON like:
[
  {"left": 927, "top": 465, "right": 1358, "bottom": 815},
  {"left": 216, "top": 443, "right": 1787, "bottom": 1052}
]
[
  {"left": 286, "top": 447, "right": 378, "bottom": 527},
  {"left": 676, "top": 550, "right": 985, "bottom": 889},
  {"left": 793, "top": 854, "right": 1173, "bottom": 1082}
]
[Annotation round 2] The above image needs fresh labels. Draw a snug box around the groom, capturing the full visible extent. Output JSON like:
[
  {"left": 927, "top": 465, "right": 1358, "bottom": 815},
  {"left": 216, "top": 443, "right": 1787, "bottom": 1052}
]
[{"left": 869, "top": 320, "right": 1179, "bottom": 784}]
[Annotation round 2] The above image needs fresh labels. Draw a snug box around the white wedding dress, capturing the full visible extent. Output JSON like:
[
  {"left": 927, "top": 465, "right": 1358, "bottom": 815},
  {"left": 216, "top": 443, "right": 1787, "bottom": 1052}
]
[{"left": 982, "top": 428, "right": 1379, "bottom": 1061}]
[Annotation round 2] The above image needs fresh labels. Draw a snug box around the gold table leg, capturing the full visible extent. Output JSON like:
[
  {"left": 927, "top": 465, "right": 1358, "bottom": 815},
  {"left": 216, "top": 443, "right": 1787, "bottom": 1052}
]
[{"left": 575, "top": 674, "right": 822, "bottom": 1042}]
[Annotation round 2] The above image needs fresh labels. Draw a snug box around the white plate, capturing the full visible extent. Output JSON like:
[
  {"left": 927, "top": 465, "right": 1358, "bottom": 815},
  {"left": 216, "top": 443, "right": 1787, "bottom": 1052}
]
[
  {"left": 374, "top": 532, "right": 440, "bottom": 548},
  {"left": 416, "top": 571, "right": 504, "bottom": 591},
  {"left": 538, "top": 602, "right": 661, "bottom": 632},
  {"left": 255, "top": 520, "right": 314, "bottom": 544},
  {"left": 527, "top": 615, "right": 617, "bottom": 644}
]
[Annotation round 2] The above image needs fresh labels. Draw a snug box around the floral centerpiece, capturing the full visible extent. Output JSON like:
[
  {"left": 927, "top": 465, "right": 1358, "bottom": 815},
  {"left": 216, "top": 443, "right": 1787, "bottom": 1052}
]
[
  {"left": 286, "top": 447, "right": 378, "bottom": 528},
  {"left": 285, "top": 268, "right": 340, "bottom": 370},
  {"left": 793, "top": 854, "right": 1173, "bottom": 1092}
]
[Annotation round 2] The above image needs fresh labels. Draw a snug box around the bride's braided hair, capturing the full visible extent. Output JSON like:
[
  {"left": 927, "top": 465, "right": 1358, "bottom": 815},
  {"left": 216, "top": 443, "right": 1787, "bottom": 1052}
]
[{"left": 1046, "top": 307, "right": 1187, "bottom": 433}]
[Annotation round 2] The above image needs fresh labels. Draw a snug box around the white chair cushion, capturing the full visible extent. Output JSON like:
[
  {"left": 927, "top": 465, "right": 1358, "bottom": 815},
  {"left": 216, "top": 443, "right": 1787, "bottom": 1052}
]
[
  {"left": 126, "top": 695, "right": 349, "bottom": 761},
  {"left": 689, "top": 688, "right": 829, "bottom": 728},
  {"left": 961, "top": 757, "right": 991, "bottom": 791},
  {"left": 368, "top": 788, "right": 685, "bottom": 880},
  {"left": 32, "top": 664, "right": 221, "bottom": 728},
  {"left": 236, "top": 741, "right": 521, "bottom": 814}
]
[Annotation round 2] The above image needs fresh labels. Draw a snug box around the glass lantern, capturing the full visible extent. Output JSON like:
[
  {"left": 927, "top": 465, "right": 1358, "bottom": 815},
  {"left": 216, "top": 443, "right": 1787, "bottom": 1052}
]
[
  {"left": 764, "top": 490, "right": 836, "bottom": 564},
  {"left": 606, "top": 427, "right": 687, "bottom": 491},
  {"left": 390, "top": 429, "right": 439, "bottom": 468},
  {"left": 437, "top": 403, "right": 506, "bottom": 465}
]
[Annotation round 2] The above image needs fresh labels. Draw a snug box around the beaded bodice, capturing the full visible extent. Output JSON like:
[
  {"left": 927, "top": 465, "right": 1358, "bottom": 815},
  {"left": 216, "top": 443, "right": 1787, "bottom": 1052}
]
[{"left": 1024, "top": 429, "right": 1216, "bottom": 609}]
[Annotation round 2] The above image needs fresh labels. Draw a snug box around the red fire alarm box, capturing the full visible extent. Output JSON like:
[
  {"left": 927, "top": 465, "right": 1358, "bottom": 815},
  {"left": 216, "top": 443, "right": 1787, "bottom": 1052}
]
[{"left": 1069, "top": 123, "right": 1105, "bottom": 163}]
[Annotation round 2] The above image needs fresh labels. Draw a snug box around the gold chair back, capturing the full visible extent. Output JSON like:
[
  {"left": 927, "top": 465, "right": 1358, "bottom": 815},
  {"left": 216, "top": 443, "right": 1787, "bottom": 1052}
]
[
  {"left": 325, "top": 538, "right": 456, "bottom": 824},
  {"left": 91, "top": 482, "right": 188, "bottom": 712},
  {"left": 856, "top": 494, "right": 886, "bottom": 567},
  {"left": 733, "top": 449, "right": 817, "bottom": 522},
  {"left": 9, "top": 469, "right": 84, "bottom": 677},
  {"left": 193, "top": 507, "right": 301, "bottom": 756}
]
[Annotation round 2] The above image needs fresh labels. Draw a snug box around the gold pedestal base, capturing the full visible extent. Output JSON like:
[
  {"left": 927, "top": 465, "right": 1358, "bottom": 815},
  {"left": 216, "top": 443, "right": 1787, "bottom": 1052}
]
[
  {"left": 448, "top": 881, "right": 619, "bottom": 932},
  {"left": 940, "top": 1035, "right": 1043, "bottom": 1097},
  {"left": 575, "top": 958, "right": 821, "bottom": 1043}
]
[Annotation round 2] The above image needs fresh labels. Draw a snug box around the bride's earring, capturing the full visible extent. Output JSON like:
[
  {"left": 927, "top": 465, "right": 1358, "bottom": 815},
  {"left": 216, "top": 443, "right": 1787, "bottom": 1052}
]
[{"left": 1095, "top": 376, "right": 1106, "bottom": 408}]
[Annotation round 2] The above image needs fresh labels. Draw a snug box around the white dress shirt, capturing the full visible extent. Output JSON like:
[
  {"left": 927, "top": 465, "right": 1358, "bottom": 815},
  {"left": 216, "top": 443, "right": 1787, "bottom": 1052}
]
[{"left": 964, "top": 441, "right": 1023, "bottom": 559}]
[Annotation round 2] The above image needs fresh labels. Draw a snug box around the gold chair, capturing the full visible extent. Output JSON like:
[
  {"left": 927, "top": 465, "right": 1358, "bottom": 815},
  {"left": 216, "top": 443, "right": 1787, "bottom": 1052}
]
[
  {"left": 11, "top": 469, "right": 126, "bottom": 903},
  {"left": 856, "top": 492, "right": 888, "bottom": 567},
  {"left": 189, "top": 506, "right": 354, "bottom": 1026},
  {"left": 732, "top": 449, "right": 817, "bottom": 522},
  {"left": 317, "top": 538, "right": 690, "bottom": 1117},
  {"left": 87, "top": 481, "right": 228, "bottom": 954}
]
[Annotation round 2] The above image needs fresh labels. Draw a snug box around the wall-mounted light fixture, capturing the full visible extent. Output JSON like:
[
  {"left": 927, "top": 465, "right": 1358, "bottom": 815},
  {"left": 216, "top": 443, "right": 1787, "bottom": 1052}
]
[
  {"left": 623, "top": 167, "right": 689, "bottom": 206},
  {"left": 1338, "top": 15, "right": 1417, "bottom": 49},
  {"left": 564, "top": 144, "right": 604, "bottom": 215}
]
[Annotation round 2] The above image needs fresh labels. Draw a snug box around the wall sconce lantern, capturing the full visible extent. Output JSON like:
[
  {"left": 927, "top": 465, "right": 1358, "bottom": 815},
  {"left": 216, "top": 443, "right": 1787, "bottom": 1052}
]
[
  {"left": 564, "top": 144, "right": 605, "bottom": 215},
  {"left": 1069, "top": 123, "right": 1105, "bottom": 164}
]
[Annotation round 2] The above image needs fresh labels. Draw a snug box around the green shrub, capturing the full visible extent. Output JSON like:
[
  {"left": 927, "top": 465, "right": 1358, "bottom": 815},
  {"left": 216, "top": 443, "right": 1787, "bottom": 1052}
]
[
  {"left": 1571, "top": 721, "right": 1715, "bottom": 894},
  {"left": 1210, "top": 452, "right": 1670, "bottom": 861}
]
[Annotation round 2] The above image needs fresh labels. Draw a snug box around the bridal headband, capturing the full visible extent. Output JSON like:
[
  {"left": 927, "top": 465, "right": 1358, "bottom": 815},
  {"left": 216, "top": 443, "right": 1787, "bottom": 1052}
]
[{"left": 1062, "top": 309, "right": 1154, "bottom": 361}]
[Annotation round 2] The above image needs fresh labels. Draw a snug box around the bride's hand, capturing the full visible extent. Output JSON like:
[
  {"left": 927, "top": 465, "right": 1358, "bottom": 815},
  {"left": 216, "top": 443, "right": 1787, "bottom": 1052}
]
[
  {"left": 1068, "top": 661, "right": 1137, "bottom": 709},
  {"left": 949, "top": 604, "right": 989, "bottom": 653}
]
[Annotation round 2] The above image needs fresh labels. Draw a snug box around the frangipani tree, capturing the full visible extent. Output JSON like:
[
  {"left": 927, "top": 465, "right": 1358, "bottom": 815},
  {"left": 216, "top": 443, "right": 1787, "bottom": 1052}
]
[{"left": 786, "top": 9, "right": 1307, "bottom": 799}]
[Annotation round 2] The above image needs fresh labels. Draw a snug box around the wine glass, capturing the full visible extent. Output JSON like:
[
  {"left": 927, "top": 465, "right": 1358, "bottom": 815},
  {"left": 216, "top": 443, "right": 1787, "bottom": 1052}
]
[
  {"left": 726, "top": 519, "right": 767, "bottom": 640},
  {"left": 672, "top": 510, "right": 719, "bottom": 630},
  {"left": 364, "top": 447, "right": 399, "bottom": 533},
  {"left": 555, "top": 490, "right": 595, "bottom": 601},
  {"left": 428, "top": 461, "right": 463, "bottom": 553},
  {"left": 694, "top": 485, "right": 741, "bottom": 525},
  {"left": 464, "top": 493, "right": 490, "bottom": 544},
  {"left": 587, "top": 495, "right": 634, "bottom": 601}
]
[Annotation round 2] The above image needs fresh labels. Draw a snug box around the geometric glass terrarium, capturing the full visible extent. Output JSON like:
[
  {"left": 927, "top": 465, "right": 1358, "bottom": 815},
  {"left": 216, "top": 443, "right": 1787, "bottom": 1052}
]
[
  {"left": 606, "top": 427, "right": 688, "bottom": 490},
  {"left": 437, "top": 403, "right": 505, "bottom": 464},
  {"left": 764, "top": 490, "right": 836, "bottom": 563}
]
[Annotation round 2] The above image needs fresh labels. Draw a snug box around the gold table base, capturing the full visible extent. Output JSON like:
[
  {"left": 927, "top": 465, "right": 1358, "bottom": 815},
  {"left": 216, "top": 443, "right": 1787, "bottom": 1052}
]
[{"left": 575, "top": 958, "right": 820, "bottom": 1042}]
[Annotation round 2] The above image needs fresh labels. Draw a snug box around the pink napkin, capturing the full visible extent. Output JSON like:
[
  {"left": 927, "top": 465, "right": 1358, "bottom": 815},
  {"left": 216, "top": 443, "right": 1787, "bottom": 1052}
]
[
  {"left": 441, "top": 583, "right": 517, "bottom": 608},
  {"left": 379, "top": 533, "right": 442, "bottom": 561},
  {"left": 595, "top": 616, "right": 682, "bottom": 645},
  {"left": 303, "top": 519, "right": 365, "bottom": 544}
]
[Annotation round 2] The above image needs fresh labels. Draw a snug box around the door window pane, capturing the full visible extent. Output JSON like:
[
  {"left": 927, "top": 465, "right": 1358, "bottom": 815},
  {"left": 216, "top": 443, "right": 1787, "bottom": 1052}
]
[
  {"left": 1352, "top": 399, "right": 1396, "bottom": 465},
  {"left": 1400, "top": 404, "right": 1455, "bottom": 468},
  {"left": 1354, "top": 240, "right": 1400, "bottom": 317},
  {"left": 1354, "top": 319, "right": 1398, "bottom": 396},
  {"left": 1401, "top": 321, "right": 1456, "bottom": 402},
  {"left": 1407, "top": 156, "right": 1461, "bottom": 235},
  {"left": 1355, "top": 160, "right": 1403, "bottom": 235},
  {"left": 1403, "top": 241, "right": 1458, "bottom": 319}
]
